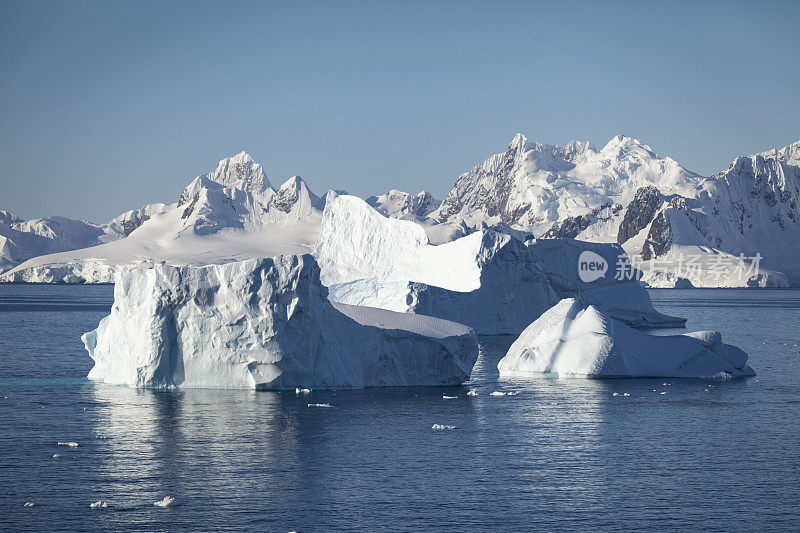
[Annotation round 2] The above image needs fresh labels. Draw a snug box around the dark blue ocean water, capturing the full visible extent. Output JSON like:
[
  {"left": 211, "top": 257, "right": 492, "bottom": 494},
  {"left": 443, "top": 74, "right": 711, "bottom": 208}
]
[{"left": 1, "top": 284, "right": 799, "bottom": 532}]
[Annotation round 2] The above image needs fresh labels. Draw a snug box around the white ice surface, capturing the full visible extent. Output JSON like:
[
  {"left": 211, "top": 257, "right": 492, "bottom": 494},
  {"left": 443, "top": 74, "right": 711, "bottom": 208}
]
[
  {"left": 82, "top": 255, "right": 478, "bottom": 389},
  {"left": 498, "top": 298, "right": 754, "bottom": 379},
  {"left": 314, "top": 194, "right": 557, "bottom": 334}
]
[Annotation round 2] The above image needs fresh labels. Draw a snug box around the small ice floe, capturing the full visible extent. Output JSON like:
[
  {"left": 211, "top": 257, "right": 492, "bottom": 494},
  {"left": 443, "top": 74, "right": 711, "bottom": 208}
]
[
  {"left": 442, "top": 395, "right": 457, "bottom": 399},
  {"left": 23, "top": 502, "right": 35, "bottom": 508},
  {"left": 623, "top": 393, "right": 630, "bottom": 397},
  {"left": 57, "top": 442, "right": 79, "bottom": 447},
  {"left": 612, "top": 392, "right": 619, "bottom": 397},
  {"left": 660, "top": 392, "right": 667, "bottom": 395},
  {"left": 431, "top": 424, "right": 457, "bottom": 430},
  {"left": 295, "top": 388, "right": 312, "bottom": 395},
  {"left": 52, "top": 454, "right": 61, "bottom": 458},
  {"left": 489, "top": 391, "right": 506, "bottom": 397},
  {"left": 153, "top": 496, "right": 175, "bottom": 508},
  {"left": 307, "top": 403, "right": 332, "bottom": 408},
  {"left": 466, "top": 390, "right": 478, "bottom": 397},
  {"left": 89, "top": 501, "right": 108, "bottom": 509}
]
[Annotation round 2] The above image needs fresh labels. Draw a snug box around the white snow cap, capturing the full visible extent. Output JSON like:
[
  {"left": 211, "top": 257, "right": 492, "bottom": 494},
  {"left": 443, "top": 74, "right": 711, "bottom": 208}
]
[{"left": 498, "top": 298, "right": 754, "bottom": 379}]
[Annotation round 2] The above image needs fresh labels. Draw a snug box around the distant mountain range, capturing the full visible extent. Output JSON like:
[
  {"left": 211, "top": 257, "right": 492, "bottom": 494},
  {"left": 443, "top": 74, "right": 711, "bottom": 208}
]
[{"left": 2, "top": 136, "right": 798, "bottom": 286}]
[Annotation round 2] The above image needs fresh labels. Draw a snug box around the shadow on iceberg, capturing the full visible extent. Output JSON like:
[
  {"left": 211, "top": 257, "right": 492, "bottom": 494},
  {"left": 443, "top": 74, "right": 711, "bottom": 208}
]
[
  {"left": 82, "top": 255, "right": 477, "bottom": 390},
  {"left": 497, "top": 298, "right": 753, "bottom": 379}
]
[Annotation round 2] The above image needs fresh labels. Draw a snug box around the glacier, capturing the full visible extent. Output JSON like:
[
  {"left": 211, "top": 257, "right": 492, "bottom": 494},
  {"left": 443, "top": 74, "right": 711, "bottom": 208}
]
[
  {"left": 498, "top": 298, "right": 754, "bottom": 379},
  {"left": 82, "top": 254, "right": 478, "bottom": 389},
  {"left": 314, "top": 193, "right": 684, "bottom": 333}
]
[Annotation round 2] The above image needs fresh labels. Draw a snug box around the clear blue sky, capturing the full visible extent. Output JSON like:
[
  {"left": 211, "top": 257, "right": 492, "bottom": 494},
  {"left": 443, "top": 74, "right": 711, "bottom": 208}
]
[{"left": 2, "top": 0, "right": 799, "bottom": 222}]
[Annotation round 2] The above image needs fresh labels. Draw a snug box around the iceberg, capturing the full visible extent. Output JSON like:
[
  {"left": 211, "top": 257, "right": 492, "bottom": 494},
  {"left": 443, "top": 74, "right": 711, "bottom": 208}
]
[
  {"left": 82, "top": 254, "right": 478, "bottom": 389},
  {"left": 314, "top": 194, "right": 683, "bottom": 333},
  {"left": 498, "top": 298, "right": 754, "bottom": 379},
  {"left": 527, "top": 239, "right": 686, "bottom": 328},
  {"left": 314, "top": 194, "right": 559, "bottom": 334}
]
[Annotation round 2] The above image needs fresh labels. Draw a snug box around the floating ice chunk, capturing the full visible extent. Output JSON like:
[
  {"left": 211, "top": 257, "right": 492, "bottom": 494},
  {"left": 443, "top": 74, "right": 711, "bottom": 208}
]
[
  {"left": 489, "top": 391, "right": 506, "bottom": 396},
  {"left": 82, "top": 256, "right": 478, "bottom": 389},
  {"left": 660, "top": 392, "right": 667, "bottom": 395},
  {"left": 442, "top": 395, "right": 457, "bottom": 399},
  {"left": 295, "top": 388, "right": 312, "bottom": 395},
  {"left": 89, "top": 501, "right": 108, "bottom": 509},
  {"left": 612, "top": 392, "right": 619, "bottom": 396},
  {"left": 52, "top": 454, "right": 61, "bottom": 458},
  {"left": 307, "top": 403, "right": 332, "bottom": 408},
  {"left": 24, "top": 502, "right": 35, "bottom": 508},
  {"left": 57, "top": 442, "right": 79, "bottom": 447},
  {"left": 498, "top": 298, "right": 755, "bottom": 379},
  {"left": 153, "top": 496, "right": 175, "bottom": 508},
  {"left": 431, "top": 424, "right": 457, "bottom": 430},
  {"left": 466, "top": 390, "right": 478, "bottom": 397}
]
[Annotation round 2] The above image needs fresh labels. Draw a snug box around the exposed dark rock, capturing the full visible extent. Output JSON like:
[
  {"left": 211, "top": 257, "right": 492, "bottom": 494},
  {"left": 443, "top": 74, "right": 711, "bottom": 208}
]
[
  {"left": 641, "top": 211, "right": 671, "bottom": 260},
  {"left": 617, "top": 186, "right": 664, "bottom": 244},
  {"left": 543, "top": 203, "right": 622, "bottom": 239}
]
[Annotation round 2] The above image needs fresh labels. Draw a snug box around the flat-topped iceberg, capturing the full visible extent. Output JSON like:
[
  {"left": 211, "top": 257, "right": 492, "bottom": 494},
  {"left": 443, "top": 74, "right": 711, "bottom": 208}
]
[
  {"left": 498, "top": 298, "right": 754, "bottom": 379},
  {"left": 82, "top": 255, "right": 478, "bottom": 389}
]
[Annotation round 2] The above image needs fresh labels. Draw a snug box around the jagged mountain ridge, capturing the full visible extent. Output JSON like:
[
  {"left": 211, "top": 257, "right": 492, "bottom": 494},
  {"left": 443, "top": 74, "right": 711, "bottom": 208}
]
[
  {"left": 1, "top": 152, "right": 325, "bottom": 282},
  {"left": 431, "top": 134, "right": 800, "bottom": 286}
]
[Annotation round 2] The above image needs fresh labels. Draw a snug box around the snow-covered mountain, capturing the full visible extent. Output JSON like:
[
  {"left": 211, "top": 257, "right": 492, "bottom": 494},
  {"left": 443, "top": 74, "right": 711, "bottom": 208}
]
[
  {"left": 433, "top": 133, "right": 701, "bottom": 237},
  {"left": 0, "top": 203, "right": 169, "bottom": 274},
  {"left": 431, "top": 134, "right": 798, "bottom": 287},
  {"left": 3, "top": 137, "right": 799, "bottom": 287},
  {"left": 1, "top": 152, "right": 324, "bottom": 283},
  {"left": 366, "top": 190, "right": 439, "bottom": 218}
]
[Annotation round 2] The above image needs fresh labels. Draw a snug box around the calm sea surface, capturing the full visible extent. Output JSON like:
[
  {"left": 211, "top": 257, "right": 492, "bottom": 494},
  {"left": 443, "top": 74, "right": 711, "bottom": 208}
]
[{"left": 1, "top": 284, "right": 799, "bottom": 532}]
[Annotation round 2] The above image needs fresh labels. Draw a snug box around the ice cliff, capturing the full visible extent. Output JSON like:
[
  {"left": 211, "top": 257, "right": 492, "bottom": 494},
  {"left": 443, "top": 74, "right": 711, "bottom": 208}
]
[
  {"left": 498, "top": 298, "right": 754, "bottom": 379},
  {"left": 82, "top": 254, "right": 478, "bottom": 389}
]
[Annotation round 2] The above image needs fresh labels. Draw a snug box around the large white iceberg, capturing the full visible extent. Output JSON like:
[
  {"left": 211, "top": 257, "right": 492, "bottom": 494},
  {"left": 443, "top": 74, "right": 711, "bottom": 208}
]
[
  {"left": 82, "top": 254, "right": 478, "bottom": 389},
  {"left": 498, "top": 298, "right": 754, "bottom": 379},
  {"left": 313, "top": 194, "right": 683, "bottom": 334},
  {"left": 313, "top": 194, "right": 558, "bottom": 334}
]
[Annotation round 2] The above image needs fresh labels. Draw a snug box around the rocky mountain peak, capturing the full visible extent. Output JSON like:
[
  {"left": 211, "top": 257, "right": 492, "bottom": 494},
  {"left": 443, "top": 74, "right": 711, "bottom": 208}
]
[{"left": 208, "top": 151, "right": 272, "bottom": 194}]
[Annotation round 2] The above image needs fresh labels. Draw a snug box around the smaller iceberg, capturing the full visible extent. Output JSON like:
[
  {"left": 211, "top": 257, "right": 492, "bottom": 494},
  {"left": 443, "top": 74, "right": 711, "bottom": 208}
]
[{"left": 498, "top": 298, "right": 754, "bottom": 379}]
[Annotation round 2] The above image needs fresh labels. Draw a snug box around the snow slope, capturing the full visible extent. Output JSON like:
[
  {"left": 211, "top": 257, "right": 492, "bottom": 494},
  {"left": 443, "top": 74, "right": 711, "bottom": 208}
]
[
  {"left": 1, "top": 153, "right": 323, "bottom": 283},
  {"left": 0, "top": 203, "right": 168, "bottom": 274},
  {"left": 498, "top": 298, "right": 754, "bottom": 379},
  {"left": 83, "top": 255, "right": 478, "bottom": 389}
]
